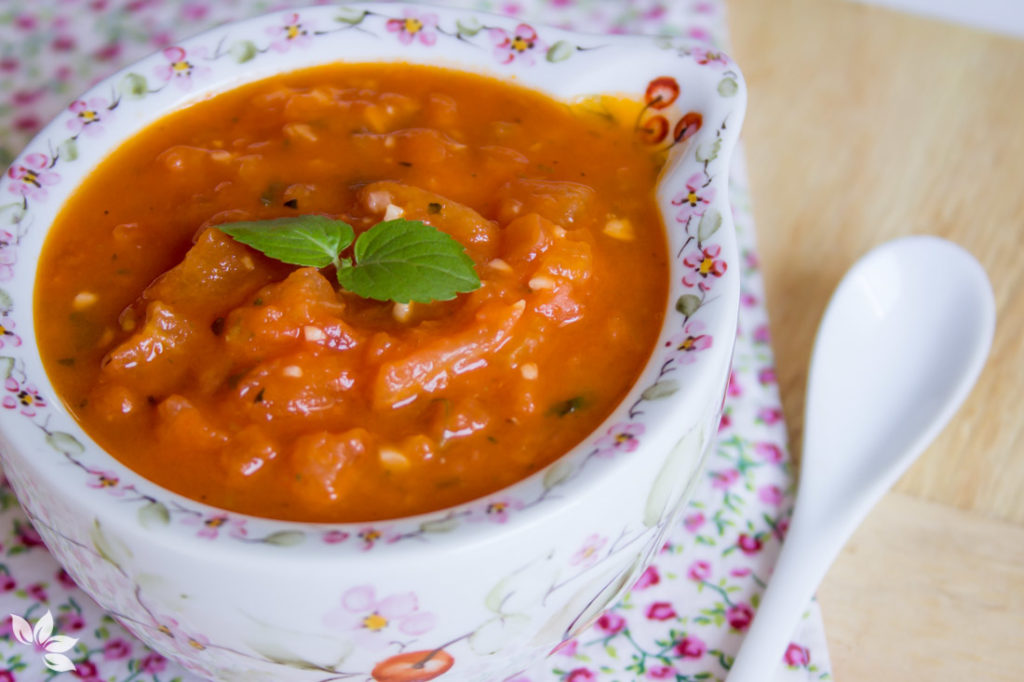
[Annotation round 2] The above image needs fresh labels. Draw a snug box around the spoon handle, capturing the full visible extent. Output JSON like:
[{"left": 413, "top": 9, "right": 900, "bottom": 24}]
[
  {"left": 727, "top": 237, "right": 996, "bottom": 681},
  {"left": 725, "top": 502, "right": 855, "bottom": 681}
]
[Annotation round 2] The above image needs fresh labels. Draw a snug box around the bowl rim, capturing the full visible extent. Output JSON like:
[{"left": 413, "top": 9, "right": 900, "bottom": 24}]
[{"left": 0, "top": 2, "right": 746, "bottom": 558}]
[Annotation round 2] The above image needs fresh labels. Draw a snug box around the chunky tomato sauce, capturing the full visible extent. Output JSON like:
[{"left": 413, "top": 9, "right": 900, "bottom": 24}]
[{"left": 35, "top": 64, "right": 668, "bottom": 522}]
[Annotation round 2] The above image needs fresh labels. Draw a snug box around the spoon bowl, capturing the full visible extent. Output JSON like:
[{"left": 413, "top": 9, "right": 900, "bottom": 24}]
[{"left": 727, "top": 235, "right": 995, "bottom": 680}]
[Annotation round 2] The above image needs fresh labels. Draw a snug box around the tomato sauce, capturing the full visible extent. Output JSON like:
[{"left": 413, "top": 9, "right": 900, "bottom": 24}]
[{"left": 34, "top": 64, "right": 668, "bottom": 521}]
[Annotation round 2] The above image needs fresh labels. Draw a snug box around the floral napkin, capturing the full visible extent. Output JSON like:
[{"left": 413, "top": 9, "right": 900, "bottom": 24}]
[{"left": 0, "top": 1, "right": 833, "bottom": 681}]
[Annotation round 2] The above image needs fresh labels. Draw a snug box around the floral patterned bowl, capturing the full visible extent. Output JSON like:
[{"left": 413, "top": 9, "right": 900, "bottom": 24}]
[{"left": 0, "top": 4, "right": 745, "bottom": 681}]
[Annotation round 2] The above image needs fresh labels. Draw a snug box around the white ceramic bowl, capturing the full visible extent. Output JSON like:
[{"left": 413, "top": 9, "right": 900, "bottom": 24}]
[{"left": 0, "top": 5, "right": 745, "bottom": 681}]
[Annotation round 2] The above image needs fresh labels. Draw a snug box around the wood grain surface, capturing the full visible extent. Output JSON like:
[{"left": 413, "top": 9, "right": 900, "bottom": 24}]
[{"left": 725, "top": 0, "right": 1024, "bottom": 678}]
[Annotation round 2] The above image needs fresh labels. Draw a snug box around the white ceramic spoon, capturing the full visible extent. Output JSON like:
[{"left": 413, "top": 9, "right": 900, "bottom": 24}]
[{"left": 726, "top": 235, "right": 995, "bottom": 681}]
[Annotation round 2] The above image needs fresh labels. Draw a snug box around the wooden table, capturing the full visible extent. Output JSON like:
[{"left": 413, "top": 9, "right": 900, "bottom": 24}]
[{"left": 726, "top": 0, "right": 1024, "bottom": 678}]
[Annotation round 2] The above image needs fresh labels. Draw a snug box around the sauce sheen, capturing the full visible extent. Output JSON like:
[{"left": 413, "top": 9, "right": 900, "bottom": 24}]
[{"left": 34, "top": 64, "right": 669, "bottom": 522}]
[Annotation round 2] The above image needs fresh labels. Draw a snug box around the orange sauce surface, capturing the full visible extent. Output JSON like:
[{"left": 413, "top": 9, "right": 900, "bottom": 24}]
[{"left": 34, "top": 64, "right": 668, "bottom": 522}]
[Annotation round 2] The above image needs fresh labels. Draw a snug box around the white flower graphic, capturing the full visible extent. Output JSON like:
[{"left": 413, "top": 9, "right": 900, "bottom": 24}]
[{"left": 10, "top": 610, "right": 79, "bottom": 672}]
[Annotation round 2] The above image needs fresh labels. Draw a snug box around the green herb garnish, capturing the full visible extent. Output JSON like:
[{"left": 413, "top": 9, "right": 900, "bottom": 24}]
[
  {"left": 549, "top": 395, "right": 587, "bottom": 417},
  {"left": 218, "top": 215, "right": 480, "bottom": 303}
]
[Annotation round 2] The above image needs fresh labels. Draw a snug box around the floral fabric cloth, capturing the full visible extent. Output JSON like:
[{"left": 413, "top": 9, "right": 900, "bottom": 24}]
[{"left": 0, "top": 1, "right": 833, "bottom": 681}]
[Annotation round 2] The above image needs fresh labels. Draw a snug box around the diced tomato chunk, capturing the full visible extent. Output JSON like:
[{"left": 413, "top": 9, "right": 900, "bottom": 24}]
[
  {"left": 87, "top": 383, "right": 144, "bottom": 423},
  {"left": 223, "top": 268, "right": 358, "bottom": 361},
  {"left": 228, "top": 351, "right": 357, "bottom": 431},
  {"left": 143, "top": 228, "right": 279, "bottom": 322},
  {"left": 495, "top": 178, "right": 599, "bottom": 228},
  {"left": 374, "top": 300, "right": 524, "bottom": 410},
  {"left": 535, "top": 237, "right": 593, "bottom": 282},
  {"left": 290, "top": 428, "right": 373, "bottom": 509},
  {"left": 502, "top": 213, "right": 556, "bottom": 266},
  {"left": 429, "top": 398, "right": 491, "bottom": 445},
  {"left": 220, "top": 425, "right": 279, "bottom": 484},
  {"left": 101, "top": 302, "right": 196, "bottom": 396},
  {"left": 360, "top": 181, "right": 497, "bottom": 263},
  {"left": 154, "top": 395, "right": 229, "bottom": 453}
]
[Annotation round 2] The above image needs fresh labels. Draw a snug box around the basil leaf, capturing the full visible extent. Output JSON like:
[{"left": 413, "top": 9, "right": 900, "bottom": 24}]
[
  {"left": 218, "top": 214, "right": 480, "bottom": 303},
  {"left": 337, "top": 219, "right": 480, "bottom": 303},
  {"left": 218, "top": 216, "right": 354, "bottom": 268}
]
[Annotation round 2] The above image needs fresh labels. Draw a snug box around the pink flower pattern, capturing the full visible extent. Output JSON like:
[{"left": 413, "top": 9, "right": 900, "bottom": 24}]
[
  {"left": 727, "top": 602, "right": 755, "bottom": 631},
  {"left": 321, "top": 529, "right": 350, "bottom": 544},
  {"left": 737, "top": 533, "right": 763, "bottom": 554},
  {"left": 645, "top": 601, "right": 677, "bottom": 621},
  {"left": 664, "top": 319, "right": 713, "bottom": 364},
  {"left": 594, "top": 422, "right": 645, "bottom": 455},
  {"left": 759, "top": 484, "right": 785, "bottom": 506},
  {"left": 138, "top": 651, "right": 167, "bottom": 673},
  {"left": 691, "top": 46, "right": 730, "bottom": 67},
  {"left": 682, "top": 243, "right": 728, "bottom": 291},
  {"left": 684, "top": 511, "right": 706, "bottom": 532},
  {"left": 324, "top": 585, "right": 436, "bottom": 650},
  {"left": 672, "top": 172, "right": 717, "bottom": 222},
  {"left": 469, "top": 495, "right": 525, "bottom": 523},
  {"left": 675, "top": 634, "right": 707, "bottom": 658},
  {"left": 6, "top": 152, "right": 59, "bottom": 200},
  {"left": 595, "top": 611, "right": 626, "bottom": 636},
  {"left": 154, "top": 46, "right": 209, "bottom": 89},
  {"left": 785, "top": 643, "right": 812, "bottom": 667},
  {"left": 688, "top": 560, "right": 712, "bottom": 581},
  {"left": 647, "top": 664, "right": 676, "bottom": 678},
  {"left": 86, "top": 469, "right": 126, "bottom": 496},
  {"left": 181, "top": 513, "right": 246, "bottom": 539},
  {"left": 489, "top": 23, "right": 546, "bottom": 65},
  {"left": 0, "top": 317, "right": 21, "bottom": 349},
  {"left": 632, "top": 565, "right": 660, "bottom": 590},
  {"left": 67, "top": 97, "right": 113, "bottom": 137},
  {"left": 570, "top": 533, "right": 607, "bottom": 567},
  {"left": 268, "top": 13, "right": 314, "bottom": 52},
  {"left": 103, "top": 638, "right": 132, "bottom": 660},
  {"left": 711, "top": 468, "right": 740, "bottom": 489},
  {"left": 356, "top": 524, "right": 400, "bottom": 550},
  {"left": 386, "top": 9, "right": 439, "bottom": 45},
  {"left": 2, "top": 377, "right": 45, "bottom": 417},
  {"left": 565, "top": 668, "right": 595, "bottom": 682},
  {"left": 754, "top": 441, "right": 785, "bottom": 463}
]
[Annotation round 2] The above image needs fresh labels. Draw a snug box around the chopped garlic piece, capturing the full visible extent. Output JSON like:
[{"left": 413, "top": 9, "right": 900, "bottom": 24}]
[
  {"left": 528, "top": 275, "right": 556, "bottom": 291},
  {"left": 119, "top": 309, "right": 137, "bottom": 332},
  {"left": 521, "top": 363, "right": 538, "bottom": 380},
  {"left": 379, "top": 446, "right": 411, "bottom": 472},
  {"left": 392, "top": 302, "right": 414, "bottom": 323},
  {"left": 364, "top": 106, "right": 390, "bottom": 133},
  {"left": 284, "top": 122, "right": 318, "bottom": 142},
  {"left": 239, "top": 255, "right": 255, "bottom": 271},
  {"left": 282, "top": 365, "right": 302, "bottom": 378},
  {"left": 488, "top": 258, "right": 513, "bottom": 274},
  {"left": 73, "top": 291, "right": 98, "bottom": 310},
  {"left": 553, "top": 226, "right": 567, "bottom": 238},
  {"left": 98, "top": 327, "right": 114, "bottom": 347},
  {"left": 512, "top": 299, "right": 527, "bottom": 312},
  {"left": 366, "top": 191, "right": 391, "bottom": 212},
  {"left": 383, "top": 203, "right": 405, "bottom": 221},
  {"left": 303, "top": 325, "right": 325, "bottom": 342},
  {"left": 603, "top": 217, "right": 635, "bottom": 241}
]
